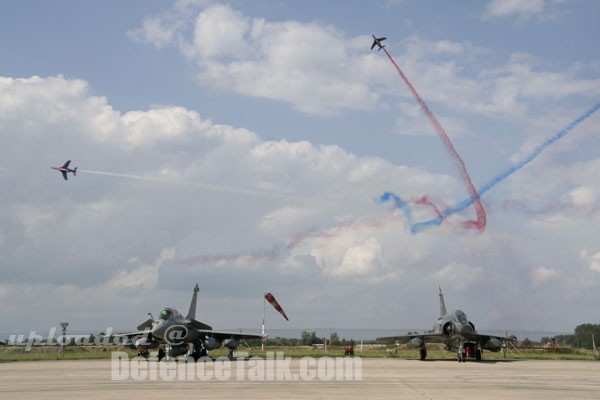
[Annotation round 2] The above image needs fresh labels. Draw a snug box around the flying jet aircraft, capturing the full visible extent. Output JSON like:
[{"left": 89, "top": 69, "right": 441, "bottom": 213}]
[
  {"left": 51, "top": 160, "right": 77, "bottom": 180},
  {"left": 115, "top": 284, "right": 264, "bottom": 361},
  {"left": 377, "top": 286, "right": 515, "bottom": 362},
  {"left": 370, "top": 34, "right": 386, "bottom": 51}
]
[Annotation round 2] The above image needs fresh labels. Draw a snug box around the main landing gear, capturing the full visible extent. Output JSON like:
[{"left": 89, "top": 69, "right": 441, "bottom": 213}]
[{"left": 457, "top": 342, "right": 482, "bottom": 362}]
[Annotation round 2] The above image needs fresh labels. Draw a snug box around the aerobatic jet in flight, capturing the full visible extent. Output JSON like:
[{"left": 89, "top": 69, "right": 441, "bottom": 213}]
[
  {"left": 371, "top": 34, "right": 386, "bottom": 51},
  {"left": 51, "top": 160, "right": 77, "bottom": 180},
  {"left": 378, "top": 287, "right": 516, "bottom": 362},
  {"left": 114, "top": 284, "right": 265, "bottom": 361}
]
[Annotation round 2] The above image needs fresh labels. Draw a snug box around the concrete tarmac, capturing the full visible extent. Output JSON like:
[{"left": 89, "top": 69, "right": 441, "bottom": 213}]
[{"left": 1, "top": 357, "right": 599, "bottom": 399}]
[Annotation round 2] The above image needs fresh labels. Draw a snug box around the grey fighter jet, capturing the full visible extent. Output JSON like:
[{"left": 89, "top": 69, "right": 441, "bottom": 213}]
[
  {"left": 115, "top": 284, "right": 264, "bottom": 361},
  {"left": 377, "top": 286, "right": 515, "bottom": 362}
]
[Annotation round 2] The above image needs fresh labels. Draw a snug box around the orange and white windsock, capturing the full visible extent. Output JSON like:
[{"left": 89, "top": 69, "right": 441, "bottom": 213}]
[{"left": 265, "top": 292, "right": 289, "bottom": 321}]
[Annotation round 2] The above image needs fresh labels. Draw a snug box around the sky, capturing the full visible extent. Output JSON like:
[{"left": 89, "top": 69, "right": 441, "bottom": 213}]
[{"left": 1, "top": 0, "right": 599, "bottom": 339}]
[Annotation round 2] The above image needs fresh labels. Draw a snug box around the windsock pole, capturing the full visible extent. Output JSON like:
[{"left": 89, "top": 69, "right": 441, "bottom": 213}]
[{"left": 262, "top": 293, "right": 266, "bottom": 351}]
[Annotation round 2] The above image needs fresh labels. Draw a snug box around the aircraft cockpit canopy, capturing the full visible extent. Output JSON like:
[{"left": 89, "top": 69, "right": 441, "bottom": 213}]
[
  {"left": 159, "top": 307, "right": 180, "bottom": 320},
  {"left": 455, "top": 310, "right": 468, "bottom": 324}
]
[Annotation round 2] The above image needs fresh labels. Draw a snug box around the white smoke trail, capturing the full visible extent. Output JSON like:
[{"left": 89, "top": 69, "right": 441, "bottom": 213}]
[{"left": 78, "top": 169, "right": 307, "bottom": 202}]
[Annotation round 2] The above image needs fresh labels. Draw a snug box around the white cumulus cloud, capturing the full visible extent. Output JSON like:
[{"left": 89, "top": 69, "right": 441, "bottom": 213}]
[
  {"left": 484, "top": 0, "right": 545, "bottom": 19},
  {"left": 529, "top": 266, "right": 560, "bottom": 287}
]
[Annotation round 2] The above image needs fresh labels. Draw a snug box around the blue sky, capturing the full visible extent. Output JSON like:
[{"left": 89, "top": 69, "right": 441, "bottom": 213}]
[{"left": 1, "top": 0, "right": 599, "bottom": 338}]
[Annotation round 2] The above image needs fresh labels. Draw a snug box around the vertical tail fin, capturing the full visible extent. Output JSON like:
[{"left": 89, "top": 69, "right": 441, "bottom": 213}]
[
  {"left": 186, "top": 283, "right": 199, "bottom": 320},
  {"left": 73, "top": 167, "right": 77, "bottom": 176},
  {"left": 439, "top": 285, "right": 447, "bottom": 317}
]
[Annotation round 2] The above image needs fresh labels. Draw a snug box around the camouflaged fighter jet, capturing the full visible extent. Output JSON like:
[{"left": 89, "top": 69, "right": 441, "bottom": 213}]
[
  {"left": 115, "top": 284, "right": 264, "bottom": 361},
  {"left": 378, "top": 286, "right": 516, "bottom": 362}
]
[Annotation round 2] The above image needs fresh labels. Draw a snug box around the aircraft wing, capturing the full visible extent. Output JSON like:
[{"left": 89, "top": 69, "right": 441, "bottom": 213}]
[
  {"left": 63, "top": 160, "right": 71, "bottom": 168},
  {"left": 109, "top": 330, "right": 154, "bottom": 346},
  {"left": 467, "top": 333, "right": 515, "bottom": 343},
  {"left": 110, "top": 330, "right": 152, "bottom": 339},
  {"left": 195, "top": 329, "right": 264, "bottom": 341},
  {"left": 370, "top": 41, "right": 376, "bottom": 50},
  {"left": 377, "top": 333, "right": 445, "bottom": 343},
  {"left": 378, "top": 332, "right": 515, "bottom": 348},
  {"left": 61, "top": 171, "right": 68, "bottom": 180},
  {"left": 378, "top": 332, "right": 513, "bottom": 341}
]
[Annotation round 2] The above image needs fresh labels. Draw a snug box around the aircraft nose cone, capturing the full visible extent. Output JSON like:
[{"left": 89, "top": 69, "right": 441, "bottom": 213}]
[{"left": 461, "top": 325, "right": 473, "bottom": 335}]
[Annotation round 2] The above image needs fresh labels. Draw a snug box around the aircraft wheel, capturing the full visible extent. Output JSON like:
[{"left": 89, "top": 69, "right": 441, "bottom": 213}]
[
  {"left": 419, "top": 348, "right": 427, "bottom": 361},
  {"left": 137, "top": 350, "right": 149, "bottom": 358},
  {"left": 157, "top": 348, "right": 166, "bottom": 362},
  {"left": 475, "top": 349, "right": 482, "bottom": 361}
]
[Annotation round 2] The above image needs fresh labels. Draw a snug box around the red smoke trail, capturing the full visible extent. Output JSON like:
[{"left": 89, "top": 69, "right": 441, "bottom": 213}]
[
  {"left": 415, "top": 195, "right": 443, "bottom": 221},
  {"left": 382, "top": 48, "right": 486, "bottom": 232},
  {"left": 178, "top": 215, "right": 400, "bottom": 266}
]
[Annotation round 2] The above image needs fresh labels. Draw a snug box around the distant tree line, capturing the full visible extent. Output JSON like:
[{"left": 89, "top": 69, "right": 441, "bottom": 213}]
[
  {"left": 246, "top": 331, "right": 357, "bottom": 347},
  {"left": 519, "top": 323, "right": 600, "bottom": 350}
]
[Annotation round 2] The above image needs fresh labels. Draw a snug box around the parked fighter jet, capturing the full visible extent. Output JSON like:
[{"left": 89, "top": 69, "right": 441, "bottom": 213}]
[
  {"left": 51, "top": 160, "right": 77, "bottom": 180},
  {"left": 371, "top": 34, "right": 386, "bottom": 51},
  {"left": 115, "top": 284, "right": 264, "bottom": 361},
  {"left": 377, "top": 287, "right": 515, "bottom": 362}
]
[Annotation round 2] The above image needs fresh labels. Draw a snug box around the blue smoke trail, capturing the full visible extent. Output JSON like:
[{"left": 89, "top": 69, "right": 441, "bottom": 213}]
[{"left": 380, "top": 101, "right": 600, "bottom": 234}]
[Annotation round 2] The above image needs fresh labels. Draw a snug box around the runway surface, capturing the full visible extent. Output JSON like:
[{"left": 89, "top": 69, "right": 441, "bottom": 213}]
[{"left": 1, "top": 358, "right": 599, "bottom": 399}]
